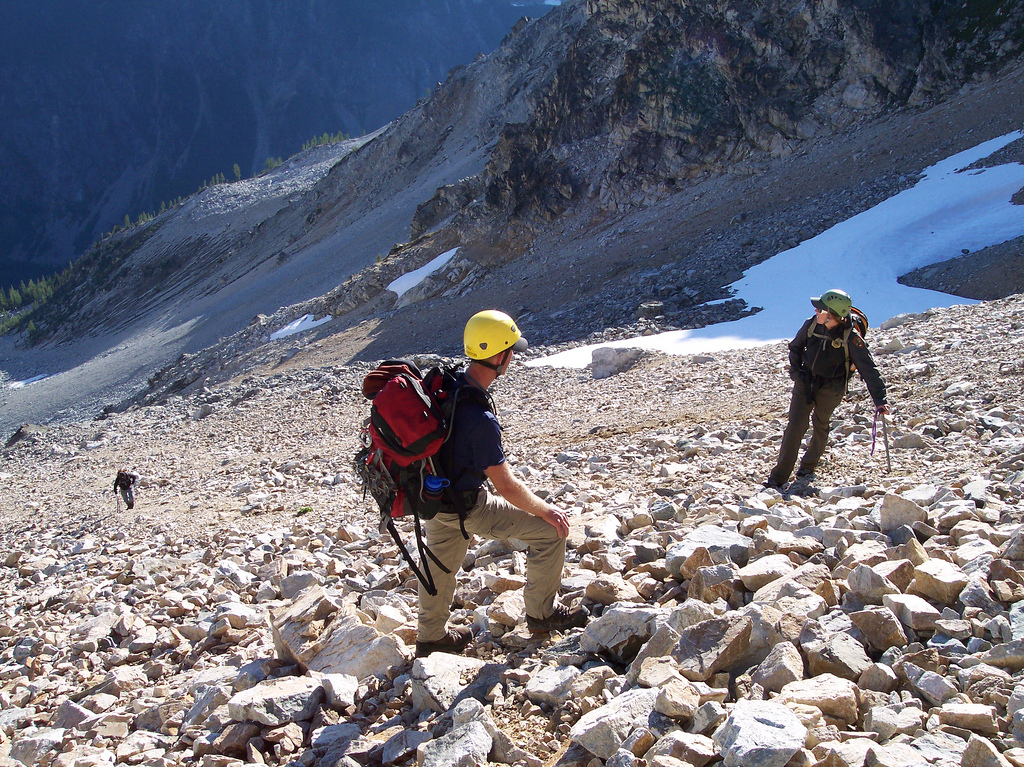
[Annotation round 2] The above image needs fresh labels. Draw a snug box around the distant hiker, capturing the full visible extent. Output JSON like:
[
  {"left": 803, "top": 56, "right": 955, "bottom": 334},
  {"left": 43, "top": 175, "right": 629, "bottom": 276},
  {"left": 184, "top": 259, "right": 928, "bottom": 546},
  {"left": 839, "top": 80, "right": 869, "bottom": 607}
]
[
  {"left": 766, "top": 289, "right": 889, "bottom": 489},
  {"left": 414, "top": 310, "right": 587, "bottom": 657},
  {"left": 113, "top": 469, "right": 140, "bottom": 510}
]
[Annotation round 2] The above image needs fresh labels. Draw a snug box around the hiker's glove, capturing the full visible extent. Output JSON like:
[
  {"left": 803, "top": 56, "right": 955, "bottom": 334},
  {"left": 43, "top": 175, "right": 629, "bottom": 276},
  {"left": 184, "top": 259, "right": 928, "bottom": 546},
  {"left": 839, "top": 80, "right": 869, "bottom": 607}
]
[
  {"left": 789, "top": 366, "right": 807, "bottom": 383},
  {"left": 876, "top": 405, "right": 890, "bottom": 416}
]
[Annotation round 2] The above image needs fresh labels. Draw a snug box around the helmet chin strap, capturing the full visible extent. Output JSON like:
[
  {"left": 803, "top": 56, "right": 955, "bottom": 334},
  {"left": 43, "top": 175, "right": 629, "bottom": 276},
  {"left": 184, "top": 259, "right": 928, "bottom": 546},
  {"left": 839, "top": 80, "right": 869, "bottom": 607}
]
[{"left": 475, "top": 349, "right": 512, "bottom": 377}]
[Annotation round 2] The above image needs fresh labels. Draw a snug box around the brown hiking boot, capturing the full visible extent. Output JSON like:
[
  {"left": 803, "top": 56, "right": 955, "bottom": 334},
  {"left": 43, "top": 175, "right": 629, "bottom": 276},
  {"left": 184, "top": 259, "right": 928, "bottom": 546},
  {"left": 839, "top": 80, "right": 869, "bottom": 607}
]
[
  {"left": 415, "top": 626, "right": 473, "bottom": 658},
  {"left": 526, "top": 604, "right": 589, "bottom": 634}
]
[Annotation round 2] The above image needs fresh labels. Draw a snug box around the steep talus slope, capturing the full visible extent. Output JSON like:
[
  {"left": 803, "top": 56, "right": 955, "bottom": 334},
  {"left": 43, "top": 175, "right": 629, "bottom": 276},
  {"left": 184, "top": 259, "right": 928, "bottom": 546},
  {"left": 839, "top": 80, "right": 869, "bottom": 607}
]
[
  {"left": 1, "top": 294, "right": 1023, "bottom": 766},
  {"left": 25, "top": 5, "right": 585, "bottom": 349},
  {"left": 28, "top": 140, "right": 373, "bottom": 344}
]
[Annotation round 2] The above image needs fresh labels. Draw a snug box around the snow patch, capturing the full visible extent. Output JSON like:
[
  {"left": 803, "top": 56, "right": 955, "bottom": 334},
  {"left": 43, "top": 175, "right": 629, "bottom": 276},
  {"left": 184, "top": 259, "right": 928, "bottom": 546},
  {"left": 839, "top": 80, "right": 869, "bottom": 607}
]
[
  {"left": 8, "top": 374, "right": 49, "bottom": 389},
  {"left": 387, "top": 247, "right": 460, "bottom": 298},
  {"left": 530, "top": 130, "right": 1024, "bottom": 369},
  {"left": 270, "top": 314, "right": 332, "bottom": 341}
]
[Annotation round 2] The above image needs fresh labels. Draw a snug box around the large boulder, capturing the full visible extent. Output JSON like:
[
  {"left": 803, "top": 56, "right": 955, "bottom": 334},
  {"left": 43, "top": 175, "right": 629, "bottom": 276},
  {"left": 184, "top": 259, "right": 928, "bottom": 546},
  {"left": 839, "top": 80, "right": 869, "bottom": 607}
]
[
  {"left": 713, "top": 700, "right": 807, "bottom": 767},
  {"left": 271, "top": 586, "right": 410, "bottom": 679},
  {"left": 226, "top": 676, "right": 323, "bottom": 726},
  {"left": 671, "top": 615, "right": 753, "bottom": 682},
  {"left": 570, "top": 688, "right": 659, "bottom": 760}
]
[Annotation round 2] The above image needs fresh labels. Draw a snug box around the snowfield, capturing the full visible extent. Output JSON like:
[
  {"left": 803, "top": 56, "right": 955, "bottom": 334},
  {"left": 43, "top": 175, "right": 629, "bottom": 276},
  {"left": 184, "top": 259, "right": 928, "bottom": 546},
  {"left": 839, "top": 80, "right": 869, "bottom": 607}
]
[{"left": 530, "top": 130, "right": 1024, "bottom": 368}]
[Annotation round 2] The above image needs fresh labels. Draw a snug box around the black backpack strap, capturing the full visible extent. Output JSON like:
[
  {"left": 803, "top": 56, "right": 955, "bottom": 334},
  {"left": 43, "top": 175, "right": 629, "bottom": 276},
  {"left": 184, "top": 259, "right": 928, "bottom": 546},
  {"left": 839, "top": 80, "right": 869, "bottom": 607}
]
[
  {"left": 438, "top": 380, "right": 493, "bottom": 541},
  {"left": 384, "top": 516, "right": 451, "bottom": 597},
  {"left": 414, "top": 512, "right": 452, "bottom": 577}
]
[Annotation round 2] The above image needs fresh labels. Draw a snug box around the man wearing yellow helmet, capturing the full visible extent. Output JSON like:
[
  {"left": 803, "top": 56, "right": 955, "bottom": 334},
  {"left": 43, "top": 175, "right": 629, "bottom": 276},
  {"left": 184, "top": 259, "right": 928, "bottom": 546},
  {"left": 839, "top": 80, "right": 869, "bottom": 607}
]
[
  {"left": 766, "top": 289, "right": 889, "bottom": 490},
  {"left": 414, "top": 310, "right": 587, "bottom": 657}
]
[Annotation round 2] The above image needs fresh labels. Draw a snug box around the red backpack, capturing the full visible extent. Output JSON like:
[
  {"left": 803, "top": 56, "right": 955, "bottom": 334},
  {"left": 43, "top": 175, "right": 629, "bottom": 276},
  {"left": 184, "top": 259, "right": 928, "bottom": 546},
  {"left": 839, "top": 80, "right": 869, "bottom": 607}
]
[
  {"left": 359, "top": 361, "right": 452, "bottom": 513},
  {"left": 355, "top": 360, "right": 467, "bottom": 595}
]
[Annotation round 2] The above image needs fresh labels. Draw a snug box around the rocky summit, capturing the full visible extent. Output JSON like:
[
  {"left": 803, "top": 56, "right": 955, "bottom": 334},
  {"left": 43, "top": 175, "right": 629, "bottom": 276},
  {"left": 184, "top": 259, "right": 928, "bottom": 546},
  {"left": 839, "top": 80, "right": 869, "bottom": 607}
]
[{"left": 1, "top": 292, "right": 1023, "bottom": 767}]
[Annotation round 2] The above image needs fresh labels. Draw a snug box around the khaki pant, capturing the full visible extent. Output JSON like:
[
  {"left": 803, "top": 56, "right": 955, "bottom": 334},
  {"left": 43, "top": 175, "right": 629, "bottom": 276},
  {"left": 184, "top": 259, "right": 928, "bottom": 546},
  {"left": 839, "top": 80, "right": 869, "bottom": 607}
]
[
  {"left": 769, "top": 377, "right": 845, "bottom": 485},
  {"left": 417, "top": 488, "right": 566, "bottom": 643}
]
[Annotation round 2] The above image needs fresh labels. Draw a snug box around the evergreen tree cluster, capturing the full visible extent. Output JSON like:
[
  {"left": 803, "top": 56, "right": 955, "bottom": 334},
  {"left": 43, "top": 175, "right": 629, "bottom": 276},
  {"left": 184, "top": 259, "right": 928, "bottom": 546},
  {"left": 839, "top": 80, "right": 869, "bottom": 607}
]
[
  {"left": 0, "top": 263, "right": 76, "bottom": 341},
  {"left": 1, "top": 271, "right": 66, "bottom": 313},
  {"left": 302, "top": 131, "right": 349, "bottom": 151}
]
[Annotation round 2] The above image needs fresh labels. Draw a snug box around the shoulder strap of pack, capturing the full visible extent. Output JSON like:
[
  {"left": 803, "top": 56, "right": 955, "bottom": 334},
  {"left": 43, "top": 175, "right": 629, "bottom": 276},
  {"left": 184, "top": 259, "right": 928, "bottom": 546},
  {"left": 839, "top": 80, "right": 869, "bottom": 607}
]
[
  {"left": 840, "top": 324, "right": 858, "bottom": 390},
  {"left": 439, "top": 379, "right": 492, "bottom": 541},
  {"left": 382, "top": 515, "right": 450, "bottom": 596}
]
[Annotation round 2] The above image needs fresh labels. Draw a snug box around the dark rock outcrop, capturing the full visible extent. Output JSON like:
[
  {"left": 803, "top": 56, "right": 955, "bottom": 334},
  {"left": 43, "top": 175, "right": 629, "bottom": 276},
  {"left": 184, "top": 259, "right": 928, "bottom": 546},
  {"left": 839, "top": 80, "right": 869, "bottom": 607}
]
[{"left": 470, "top": 0, "right": 1024, "bottom": 224}]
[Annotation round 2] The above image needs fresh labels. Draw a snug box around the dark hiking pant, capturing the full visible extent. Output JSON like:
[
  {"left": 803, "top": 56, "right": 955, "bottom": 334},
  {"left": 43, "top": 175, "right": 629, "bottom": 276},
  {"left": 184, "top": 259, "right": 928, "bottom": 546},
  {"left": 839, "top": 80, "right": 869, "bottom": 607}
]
[
  {"left": 769, "top": 377, "right": 845, "bottom": 485},
  {"left": 118, "top": 485, "right": 135, "bottom": 509}
]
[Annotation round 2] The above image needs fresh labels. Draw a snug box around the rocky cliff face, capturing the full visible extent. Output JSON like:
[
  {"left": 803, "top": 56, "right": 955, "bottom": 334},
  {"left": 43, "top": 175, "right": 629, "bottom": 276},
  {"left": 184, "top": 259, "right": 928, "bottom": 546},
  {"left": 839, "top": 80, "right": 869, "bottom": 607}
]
[
  {"left": 0, "top": 0, "right": 554, "bottom": 287},
  {"left": 452, "top": 0, "right": 1024, "bottom": 233}
]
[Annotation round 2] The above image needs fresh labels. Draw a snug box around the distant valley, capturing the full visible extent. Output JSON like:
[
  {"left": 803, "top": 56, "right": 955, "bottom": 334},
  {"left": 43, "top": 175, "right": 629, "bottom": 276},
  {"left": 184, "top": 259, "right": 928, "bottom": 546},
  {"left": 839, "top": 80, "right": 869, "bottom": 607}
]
[{"left": 0, "top": 0, "right": 555, "bottom": 287}]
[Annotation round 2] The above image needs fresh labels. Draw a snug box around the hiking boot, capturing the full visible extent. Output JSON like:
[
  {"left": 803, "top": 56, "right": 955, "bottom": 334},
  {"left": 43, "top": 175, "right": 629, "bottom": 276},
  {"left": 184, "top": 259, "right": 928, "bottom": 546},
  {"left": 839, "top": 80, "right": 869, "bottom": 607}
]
[
  {"left": 795, "top": 467, "right": 816, "bottom": 481},
  {"left": 526, "top": 604, "right": 589, "bottom": 634},
  {"left": 415, "top": 626, "right": 473, "bottom": 658},
  {"left": 764, "top": 477, "right": 785, "bottom": 491}
]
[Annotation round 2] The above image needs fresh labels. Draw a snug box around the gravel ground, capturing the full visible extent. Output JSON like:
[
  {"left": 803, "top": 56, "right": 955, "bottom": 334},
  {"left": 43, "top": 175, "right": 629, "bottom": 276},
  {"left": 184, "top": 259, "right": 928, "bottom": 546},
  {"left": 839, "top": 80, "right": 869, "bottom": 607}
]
[
  {"left": 3, "top": 293, "right": 1022, "bottom": 544},
  {"left": 1, "top": 294, "right": 1023, "bottom": 765}
]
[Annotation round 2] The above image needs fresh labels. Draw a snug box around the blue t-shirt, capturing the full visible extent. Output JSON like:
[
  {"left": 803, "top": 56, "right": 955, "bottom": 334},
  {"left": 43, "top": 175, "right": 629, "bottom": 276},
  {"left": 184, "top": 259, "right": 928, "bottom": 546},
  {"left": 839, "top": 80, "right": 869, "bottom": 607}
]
[{"left": 441, "top": 377, "right": 505, "bottom": 491}]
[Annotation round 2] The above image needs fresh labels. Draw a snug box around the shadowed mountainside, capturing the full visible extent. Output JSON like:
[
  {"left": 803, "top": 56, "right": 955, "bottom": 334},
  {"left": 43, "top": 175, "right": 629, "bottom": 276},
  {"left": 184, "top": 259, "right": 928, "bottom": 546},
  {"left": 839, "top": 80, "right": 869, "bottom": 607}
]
[{"left": 0, "top": 0, "right": 555, "bottom": 287}]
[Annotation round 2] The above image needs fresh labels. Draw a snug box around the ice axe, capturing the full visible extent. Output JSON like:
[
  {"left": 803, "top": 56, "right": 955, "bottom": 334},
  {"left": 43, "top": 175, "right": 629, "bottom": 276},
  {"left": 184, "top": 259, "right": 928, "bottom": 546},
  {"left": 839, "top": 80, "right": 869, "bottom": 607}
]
[
  {"left": 872, "top": 410, "right": 892, "bottom": 473},
  {"left": 881, "top": 412, "right": 892, "bottom": 473}
]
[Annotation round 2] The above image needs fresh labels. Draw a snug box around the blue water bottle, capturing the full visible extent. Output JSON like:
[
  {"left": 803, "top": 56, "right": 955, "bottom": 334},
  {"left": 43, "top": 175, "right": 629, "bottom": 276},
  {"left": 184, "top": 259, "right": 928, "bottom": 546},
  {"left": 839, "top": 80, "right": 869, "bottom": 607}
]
[{"left": 421, "top": 474, "right": 450, "bottom": 518}]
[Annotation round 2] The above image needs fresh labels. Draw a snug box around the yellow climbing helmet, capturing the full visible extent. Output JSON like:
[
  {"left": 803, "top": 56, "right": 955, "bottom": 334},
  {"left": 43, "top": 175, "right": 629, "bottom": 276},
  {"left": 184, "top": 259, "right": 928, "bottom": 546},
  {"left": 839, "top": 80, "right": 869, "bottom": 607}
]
[{"left": 464, "top": 310, "right": 528, "bottom": 360}]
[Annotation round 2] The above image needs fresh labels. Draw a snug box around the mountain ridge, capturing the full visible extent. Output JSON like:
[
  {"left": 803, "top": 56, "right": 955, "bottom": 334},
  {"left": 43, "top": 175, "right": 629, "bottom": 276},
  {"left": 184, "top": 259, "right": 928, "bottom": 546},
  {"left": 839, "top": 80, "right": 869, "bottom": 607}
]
[{"left": 2, "top": 0, "right": 1024, "bottom": 436}]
